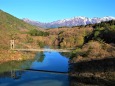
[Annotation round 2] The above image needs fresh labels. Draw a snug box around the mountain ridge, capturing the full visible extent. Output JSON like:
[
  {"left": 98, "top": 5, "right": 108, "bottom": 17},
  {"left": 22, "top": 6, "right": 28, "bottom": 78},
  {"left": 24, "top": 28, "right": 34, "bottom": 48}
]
[{"left": 23, "top": 16, "right": 115, "bottom": 28}]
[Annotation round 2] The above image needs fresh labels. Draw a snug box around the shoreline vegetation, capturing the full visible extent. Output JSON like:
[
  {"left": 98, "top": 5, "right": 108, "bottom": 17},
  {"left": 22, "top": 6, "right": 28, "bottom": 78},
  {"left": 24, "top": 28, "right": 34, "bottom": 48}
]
[
  {"left": 69, "top": 41, "right": 115, "bottom": 86},
  {"left": 0, "top": 50, "right": 36, "bottom": 64},
  {"left": 0, "top": 10, "right": 115, "bottom": 85}
]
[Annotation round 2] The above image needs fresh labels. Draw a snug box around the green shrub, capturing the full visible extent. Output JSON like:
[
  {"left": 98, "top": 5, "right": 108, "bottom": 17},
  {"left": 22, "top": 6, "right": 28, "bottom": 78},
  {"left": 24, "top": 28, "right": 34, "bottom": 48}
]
[
  {"left": 37, "top": 41, "right": 45, "bottom": 48},
  {"left": 28, "top": 29, "right": 49, "bottom": 36},
  {"left": 26, "top": 35, "right": 33, "bottom": 43}
]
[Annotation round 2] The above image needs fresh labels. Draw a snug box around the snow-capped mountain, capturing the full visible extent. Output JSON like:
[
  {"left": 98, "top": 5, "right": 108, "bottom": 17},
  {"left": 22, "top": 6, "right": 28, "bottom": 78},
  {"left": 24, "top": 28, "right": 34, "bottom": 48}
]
[{"left": 23, "top": 16, "right": 115, "bottom": 28}]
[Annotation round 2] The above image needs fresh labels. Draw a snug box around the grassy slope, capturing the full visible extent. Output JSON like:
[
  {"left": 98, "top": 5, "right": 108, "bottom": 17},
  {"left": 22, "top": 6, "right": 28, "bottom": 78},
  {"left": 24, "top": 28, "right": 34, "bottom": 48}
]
[
  {"left": 0, "top": 10, "right": 39, "bottom": 49},
  {"left": 0, "top": 10, "right": 39, "bottom": 63}
]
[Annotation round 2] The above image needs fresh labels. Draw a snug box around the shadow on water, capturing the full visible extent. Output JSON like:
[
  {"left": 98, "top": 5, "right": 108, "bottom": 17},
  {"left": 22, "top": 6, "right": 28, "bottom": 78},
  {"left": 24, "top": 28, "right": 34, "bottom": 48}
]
[
  {"left": 70, "top": 57, "right": 115, "bottom": 86},
  {"left": 0, "top": 70, "right": 69, "bottom": 86}
]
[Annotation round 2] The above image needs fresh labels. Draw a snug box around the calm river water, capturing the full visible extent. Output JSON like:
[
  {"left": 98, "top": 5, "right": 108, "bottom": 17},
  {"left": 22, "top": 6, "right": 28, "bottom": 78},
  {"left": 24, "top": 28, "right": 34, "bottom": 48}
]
[{"left": 0, "top": 50, "right": 70, "bottom": 86}]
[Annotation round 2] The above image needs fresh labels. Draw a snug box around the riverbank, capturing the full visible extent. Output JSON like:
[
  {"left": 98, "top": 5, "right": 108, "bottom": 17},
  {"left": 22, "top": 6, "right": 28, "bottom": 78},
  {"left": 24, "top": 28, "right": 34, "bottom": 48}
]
[
  {"left": 69, "top": 41, "right": 115, "bottom": 86},
  {"left": 70, "top": 57, "right": 115, "bottom": 86},
  {"left": 0, "top": 50, "right": 36, "bottom": 64}
]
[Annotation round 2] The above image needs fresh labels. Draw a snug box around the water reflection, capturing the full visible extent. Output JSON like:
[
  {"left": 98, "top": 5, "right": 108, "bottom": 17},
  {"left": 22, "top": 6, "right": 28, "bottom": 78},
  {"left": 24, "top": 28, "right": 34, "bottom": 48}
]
[
  {"left": 34, "top": 52, "right": 45, "bottom": 62},
  {"left": 0, "top": 50, "right": 70, "bottom": 86},
  {"left": 0, "top": 70, "right": 69, "bottom": 86},
  {"left": 30, "top": 51, "right": 69, "bottom": 72},
  {"left": 0, "top": 70, "right": 23, "bottom": 80}
]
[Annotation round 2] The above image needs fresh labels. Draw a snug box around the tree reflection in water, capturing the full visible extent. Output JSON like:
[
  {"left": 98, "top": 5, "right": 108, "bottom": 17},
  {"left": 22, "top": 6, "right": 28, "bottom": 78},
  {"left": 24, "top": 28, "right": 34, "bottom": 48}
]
[
  {"left": 11, "top": 70, "right": 22, "bottom": 79},
  {"left": 34, "top": 52, "right": 45, "bottom": 62},
  {"left": 0, "top": 50, "right": 70, "bottom": 86},
  {"left": 0, "top": 70, "right": 23, "bottom": 80}
]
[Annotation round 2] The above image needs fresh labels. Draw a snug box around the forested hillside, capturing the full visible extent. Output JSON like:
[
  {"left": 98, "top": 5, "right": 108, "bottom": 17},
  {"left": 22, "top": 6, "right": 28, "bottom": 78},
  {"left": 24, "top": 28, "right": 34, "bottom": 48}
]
[{"left": 69, "top": 20, "right": 115, "bottom": 86}]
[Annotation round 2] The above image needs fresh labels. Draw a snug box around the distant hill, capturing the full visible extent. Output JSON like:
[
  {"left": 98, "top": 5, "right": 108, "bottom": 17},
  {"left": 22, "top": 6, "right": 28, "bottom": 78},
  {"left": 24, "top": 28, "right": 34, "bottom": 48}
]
[
  {"left": 0, "top": 10, "right": 38, "bottom": 31},
  {"left": 23, "top": 16, "right": 115, "bottom": 28}
]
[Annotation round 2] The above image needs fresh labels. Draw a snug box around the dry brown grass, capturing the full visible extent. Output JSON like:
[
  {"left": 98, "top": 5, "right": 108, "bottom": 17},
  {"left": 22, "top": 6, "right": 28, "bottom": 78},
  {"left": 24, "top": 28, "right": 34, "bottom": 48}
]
[
  {"left": 0, "top": 50, "right": 36, "bottom": 64},
  {"left": 71, "top": 41, "right": 115, "bottom": 63}
]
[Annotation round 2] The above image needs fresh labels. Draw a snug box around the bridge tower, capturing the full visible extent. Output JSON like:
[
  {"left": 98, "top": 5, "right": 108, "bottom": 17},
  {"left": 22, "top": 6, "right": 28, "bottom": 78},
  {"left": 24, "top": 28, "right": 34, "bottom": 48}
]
[{"left": 10, "top": 40, "right": 15, "bottom": 49}]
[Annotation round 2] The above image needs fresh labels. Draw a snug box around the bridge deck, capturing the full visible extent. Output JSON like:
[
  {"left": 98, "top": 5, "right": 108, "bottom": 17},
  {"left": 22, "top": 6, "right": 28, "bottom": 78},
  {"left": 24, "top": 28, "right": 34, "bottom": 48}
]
[
  {"left": 13, "top": 48, "right": 72, "bottom": 52},
  {"left": 25, "top": 69, "right": 68, "bottom": 75}
]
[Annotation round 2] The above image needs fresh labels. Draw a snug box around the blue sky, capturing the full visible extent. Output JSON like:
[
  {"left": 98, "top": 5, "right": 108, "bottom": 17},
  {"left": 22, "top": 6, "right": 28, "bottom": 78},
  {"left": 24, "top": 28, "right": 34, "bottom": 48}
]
[{"left": 0, "top": 0, "right": 115, "bottom": 22}]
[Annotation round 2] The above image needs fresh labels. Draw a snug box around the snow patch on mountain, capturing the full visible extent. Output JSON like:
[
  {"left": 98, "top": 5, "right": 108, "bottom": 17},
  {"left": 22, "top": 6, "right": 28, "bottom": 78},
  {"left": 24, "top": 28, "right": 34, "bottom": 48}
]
[{"left": 23, "top": 16, "right": 115, "bottom": 28}]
